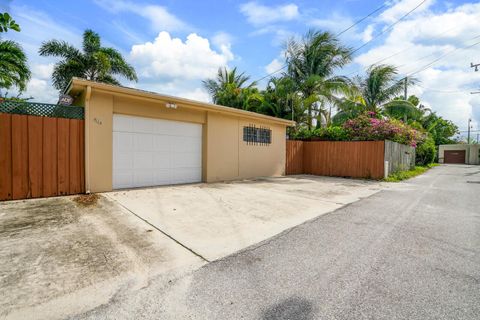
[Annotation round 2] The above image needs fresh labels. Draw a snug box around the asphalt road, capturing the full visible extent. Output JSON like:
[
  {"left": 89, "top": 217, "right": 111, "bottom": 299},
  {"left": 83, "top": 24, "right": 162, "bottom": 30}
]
[{"left": 73, "top": 165, "right": 480, "bottom": 320}]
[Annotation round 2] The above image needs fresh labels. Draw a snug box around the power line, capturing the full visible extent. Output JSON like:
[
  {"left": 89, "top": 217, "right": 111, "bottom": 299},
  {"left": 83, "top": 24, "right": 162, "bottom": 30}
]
[
  {"left": 336, "top": 4, "right": 387, "bottom": 37},
  {"left": 351, "top": 0, "right": 428, "bottom": 55},
  {"left": 251, "top": 3, "right": 390, "bottom": 83},
  {"left": 342, "top": 25, "right": 462, "bottom": 77},
  {"left": 407, "top": 36, "right": 480, "bottom": 77}
]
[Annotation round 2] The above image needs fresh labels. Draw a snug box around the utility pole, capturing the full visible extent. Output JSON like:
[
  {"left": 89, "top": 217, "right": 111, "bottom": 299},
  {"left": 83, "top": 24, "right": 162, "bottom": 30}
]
[
  {"left": 404, "top": 77, "right": 408, "bottom": 100},
  {"left": 467, "top": 118, "right": 472, "bottom": 144}
]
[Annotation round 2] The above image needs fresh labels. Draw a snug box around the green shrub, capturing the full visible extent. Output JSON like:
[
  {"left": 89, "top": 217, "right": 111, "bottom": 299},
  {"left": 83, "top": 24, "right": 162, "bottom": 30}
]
[
  {"left": 311, "top": 126, "right": 350, "bottom": 141},
  {"left": 291, "top": 126, "right": 349, "bottom": 141},
  {"left": 415, "top": 135, "right": 436, "bottom": 165}
]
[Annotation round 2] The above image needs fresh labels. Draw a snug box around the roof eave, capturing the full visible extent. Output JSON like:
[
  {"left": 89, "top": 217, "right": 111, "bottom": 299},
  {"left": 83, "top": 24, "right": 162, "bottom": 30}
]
[{"left": 68, "top": 78, "right": 296, "bottom": 126}]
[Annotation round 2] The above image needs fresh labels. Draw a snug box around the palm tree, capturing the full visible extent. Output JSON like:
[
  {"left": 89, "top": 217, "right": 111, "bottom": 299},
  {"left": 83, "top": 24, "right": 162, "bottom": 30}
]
[
  {"left": 39, "top": 29, "right": 137, "bottom": 91},
  {"left": 333, "top": 64, "right": 416, "bottom": 124},
  {"left": 0, "top": 13, "right": 30, "bottom": 94},
  {"left": 260, "top": 76, "right": 303, "bottom": 121},
  {"left": 202, "top": 67, "right": 257, "bottom": 109},
  {"left": 0, "top": 40, "right": 30, "bottom": 93},
  {"left": 285, "top": 30, "right": 352, "bottom": 129}
]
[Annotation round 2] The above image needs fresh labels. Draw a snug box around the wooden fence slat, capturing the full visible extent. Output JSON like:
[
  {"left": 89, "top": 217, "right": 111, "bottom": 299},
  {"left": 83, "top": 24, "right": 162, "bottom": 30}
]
[
  {"left": 57, "top": 118, "right": 70, "bottom": 195},
  {"left": 28, "top": 116, "right": 43, "bottom": 198},
  {"left": 11, "top": 114, "right": 29, "bottom": 199},
  {"left": 43, "top": 117, "right": 58, "bottom": 197},
  {"left": 285, "top": 140, "right": 304, "bottom": 175},
  {"left": 69, "top": 120, "right": 81, "bottom": 194},
  {"left": 0, "top": 113, "right": 13, "bottom": 200}
]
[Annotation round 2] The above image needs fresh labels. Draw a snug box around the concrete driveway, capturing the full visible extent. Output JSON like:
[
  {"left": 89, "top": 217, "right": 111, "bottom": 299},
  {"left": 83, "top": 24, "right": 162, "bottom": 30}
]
[
  {"left": 106, "top": 175, "right": 383, "bottom": 261},
  {"left": 0, "top": 195, "right": 204, "bottom": 320},
  {"left": 0, "top": 175, "right": 383, "bottom": 320}
]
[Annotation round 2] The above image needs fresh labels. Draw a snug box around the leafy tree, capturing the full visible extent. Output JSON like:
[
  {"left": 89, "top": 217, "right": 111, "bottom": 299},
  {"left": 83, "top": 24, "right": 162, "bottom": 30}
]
[
  {"left": 0, "top": 12, "right": 30, "bottom": 94},
  {"left": 202, "top": 67, "right": 258, "bottom": 109},
  {"left": 421, "top": 112, "right": 459, "bottom": 145},
  {"left": 39, "top": 29, "right": 137, "bottom": 91},
  {"left": 285, "top": 30, "right": 352, "bottom": 129}
]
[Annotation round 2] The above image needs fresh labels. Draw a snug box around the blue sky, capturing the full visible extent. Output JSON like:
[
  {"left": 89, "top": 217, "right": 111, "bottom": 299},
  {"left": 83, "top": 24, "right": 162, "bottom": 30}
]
[{"left": 2, "top": 0, "right": 480, "bottom": 135}]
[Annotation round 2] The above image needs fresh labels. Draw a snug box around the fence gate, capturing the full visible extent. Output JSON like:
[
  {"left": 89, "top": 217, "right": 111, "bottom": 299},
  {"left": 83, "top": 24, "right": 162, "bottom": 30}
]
[{"left": 0, "top": 101, "right": 85, "bottom": 201}]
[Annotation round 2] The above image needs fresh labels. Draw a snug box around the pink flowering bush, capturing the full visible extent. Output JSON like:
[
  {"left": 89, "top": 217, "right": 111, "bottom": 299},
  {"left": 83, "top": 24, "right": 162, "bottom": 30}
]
[{"left": 343, "top": 112, "right": 424, "bottom": 147}]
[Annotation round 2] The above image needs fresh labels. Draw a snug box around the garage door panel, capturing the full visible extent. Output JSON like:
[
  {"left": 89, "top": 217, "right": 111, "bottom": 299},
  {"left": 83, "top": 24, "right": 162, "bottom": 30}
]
[
  {"left": 172, "top": 153, "right": 202, "bottom": 168},
  {"left": 114, "top": 153, "right": 133, "bottom": 170},
  {"left": 113, "top": 115, "right": 133, "bottom": 132},
  {"left": 173, "top": 136, "right": 202, "bottom": 153},
  {"left": 172, "top": 168, "right": 202, "bottom": 183},
  {"left": 132, "top": 117, "right": 156, "bottom": 134},
  {"left": 133, "top": 133, "right": 154, "bottom": 151},
  {"left": 133, "top": 170, "right": 155, "bottom": 187},
  {"left": 114, "top": 132, "right": 133, "bottom": 151},
  {"left": 154, "top": 169, "right": 172, "bottom": 185},
  {"left": 153, "top": 153, "right": 170, "bottom": 168},
  {"left": 113, "top": 172, "right": 134, "bottom": 189},
  {"left": 113, "top": 114, "right": 202, "bottom": 189},
  {"left": 153, "top": 135, "right": 170, "bottom": 151},
  {"left": 444, "top": 150, "right": 466, "bottom": 164},
  {"left": 133, "top": 152, "right": 155, "bottom": 169}
]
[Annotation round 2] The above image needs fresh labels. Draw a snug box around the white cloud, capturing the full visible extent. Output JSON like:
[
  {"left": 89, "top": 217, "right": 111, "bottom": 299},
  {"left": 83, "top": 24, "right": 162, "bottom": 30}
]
[
  {"left": 130, "top": 31, "right": 233, "bottom": 80},
  {"left": 211, "top": 32, "right": 235, "bottom": 61},
  {"left": 128, "top": 31, "right": 236, "bottom": 103},
  {"left": 354, "top": 2, "right": 480, "bottom": 130},
  {"left": 178, "top": 88, "right": 211, "bottom": 102},
  {"left": 362, "top": 25, "right": 374, "bottom": 42},
  {"left": 265, "top": 58, "right": 284, "bottom": 74},
  {"left": 240, "top": 2, "right": 299, "bottom": 26},
  {"left": 24, "top": 78, "right": 58, "bottom": 103},
  {"left": 93, "top": 0, "right": 188, "bottom": 32},
  {"left": 379, "top": 0, "right": 436, "bottom": 23},
  {"left": 30, "top": 63, "right": 54, "bottom": 80}
]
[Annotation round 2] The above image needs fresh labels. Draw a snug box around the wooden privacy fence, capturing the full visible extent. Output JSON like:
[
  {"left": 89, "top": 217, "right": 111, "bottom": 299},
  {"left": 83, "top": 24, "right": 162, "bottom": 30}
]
[
  {"left": 0, "top": 113, "right": 85, "bottom": 201},
  {"left": 286, "top": 140, "right": 386, "bottom": 179}
]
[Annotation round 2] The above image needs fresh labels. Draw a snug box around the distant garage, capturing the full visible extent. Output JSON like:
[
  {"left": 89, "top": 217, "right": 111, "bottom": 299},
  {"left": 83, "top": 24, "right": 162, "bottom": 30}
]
[
  {"left": 67, "top": 78, "right": 294, "bottom": 192},
  {"left": 439, "top": 144, "right": 480, "bottom": 165},
  {"left": 444, "top": 150, "right": 466, "bottom": 164}
]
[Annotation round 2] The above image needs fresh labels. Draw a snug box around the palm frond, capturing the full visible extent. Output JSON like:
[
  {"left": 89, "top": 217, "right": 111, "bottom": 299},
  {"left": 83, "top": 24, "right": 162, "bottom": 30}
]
[{"left": 0, "top": 40, "right": 31, "bottom": 91}]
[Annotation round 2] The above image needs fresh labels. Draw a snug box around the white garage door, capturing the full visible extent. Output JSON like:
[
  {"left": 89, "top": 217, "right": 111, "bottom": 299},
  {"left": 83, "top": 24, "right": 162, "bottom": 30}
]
[{"left": 113, "top": 114, "right": 202, "bottom": 189}]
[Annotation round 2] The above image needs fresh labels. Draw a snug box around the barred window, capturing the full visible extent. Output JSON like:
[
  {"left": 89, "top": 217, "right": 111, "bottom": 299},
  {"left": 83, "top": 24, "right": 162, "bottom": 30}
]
[{"left": 243, "top": 124, "right": 271, "bottom": 145}]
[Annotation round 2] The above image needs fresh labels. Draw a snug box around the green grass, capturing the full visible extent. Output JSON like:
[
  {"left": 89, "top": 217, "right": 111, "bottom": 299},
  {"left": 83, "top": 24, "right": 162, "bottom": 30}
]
[{"left": 384, "top": 163, "right": 438, "bottom": 182}]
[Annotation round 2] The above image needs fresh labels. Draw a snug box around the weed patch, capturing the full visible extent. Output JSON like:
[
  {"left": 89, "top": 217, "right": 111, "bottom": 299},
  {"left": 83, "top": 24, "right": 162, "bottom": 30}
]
[
  {"left": 384, "top": 164, "right": 437, "bottom": 182},
  {"left": 73, "top": 194, "right": 100, "bottom": 206}
]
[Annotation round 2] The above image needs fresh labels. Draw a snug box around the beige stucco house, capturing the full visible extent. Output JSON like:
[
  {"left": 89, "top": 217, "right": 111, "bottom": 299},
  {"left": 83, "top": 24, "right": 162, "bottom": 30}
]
[{"left": 67, "top": 78, "right": 294, "bottom": 193}]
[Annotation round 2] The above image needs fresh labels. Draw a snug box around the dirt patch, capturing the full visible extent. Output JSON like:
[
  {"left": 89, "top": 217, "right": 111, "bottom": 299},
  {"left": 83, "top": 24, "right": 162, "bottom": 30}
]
[{"left": 73, "top": 194, "right": 100, "bottom": 206}]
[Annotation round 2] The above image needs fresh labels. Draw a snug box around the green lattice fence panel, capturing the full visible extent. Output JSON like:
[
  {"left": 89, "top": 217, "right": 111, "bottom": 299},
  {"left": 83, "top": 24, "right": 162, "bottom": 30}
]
[{"left": 0, "top": 100, "right": 84, "bottom": 119}]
